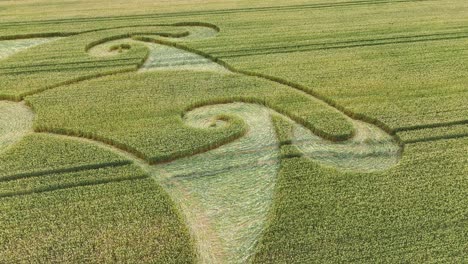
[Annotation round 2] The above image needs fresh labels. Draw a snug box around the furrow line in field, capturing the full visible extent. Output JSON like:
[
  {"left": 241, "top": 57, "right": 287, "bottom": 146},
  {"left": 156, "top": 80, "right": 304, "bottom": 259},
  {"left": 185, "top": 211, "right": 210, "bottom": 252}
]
[
  {"left": 217, "top": 34, "right": 468, "bottom": 58},
  {"left": 0, "top": 58, "right": 141, "bottom": 70},
  {"left": 213, "top": 31, "right": 468, "bottom": 56},
  {"left": 0, "top": 0, "right": 430, "bottom": 28},
  {"left": 403, "top": 132, "right": 468, "bottom": 144},
  {"left": 394, "top": 119, "right": 468, "bottom": 132},
  {"left": 0, "top": 161, "right": 132, "bottom": 182},
  {"left": 0, "top": 63, "right": 139, "bottom": 75},
  {"left": 0, "top": 176, "right": 147, "bottom": 199}
]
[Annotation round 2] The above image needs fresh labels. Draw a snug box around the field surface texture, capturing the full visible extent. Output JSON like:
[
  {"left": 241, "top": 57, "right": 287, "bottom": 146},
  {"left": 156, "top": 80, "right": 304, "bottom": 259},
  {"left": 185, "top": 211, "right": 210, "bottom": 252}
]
[{"left": 0, "top": 0, "right": 466, "bottom": 263}]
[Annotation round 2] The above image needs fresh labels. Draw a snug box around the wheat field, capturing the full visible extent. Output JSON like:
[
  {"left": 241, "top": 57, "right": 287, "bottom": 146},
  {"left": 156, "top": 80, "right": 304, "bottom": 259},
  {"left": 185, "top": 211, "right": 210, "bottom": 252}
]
[{"left": 0, "top": 1, "right": 466, "bottom": 263}]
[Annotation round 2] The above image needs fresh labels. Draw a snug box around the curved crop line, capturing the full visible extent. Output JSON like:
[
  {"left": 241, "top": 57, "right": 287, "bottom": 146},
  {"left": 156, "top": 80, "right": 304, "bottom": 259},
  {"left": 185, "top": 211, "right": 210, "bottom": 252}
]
[
  {"left": 81, "top": 22, "right": 221, "bottom": 35},
  {"left": 136, "top": 36, "right": 403, "bottom": 147},
  {"left": 140, "top": 36, "right": 360, "bottom": 141},
  {"left": 182, "top": 96, "right": 353, "bottom": 141},
  {"left": 83, "top": 30, "right": 189, "bottom": 52},
  {"left": 33, "top": 115, "right": 248, "bottom": 165}
]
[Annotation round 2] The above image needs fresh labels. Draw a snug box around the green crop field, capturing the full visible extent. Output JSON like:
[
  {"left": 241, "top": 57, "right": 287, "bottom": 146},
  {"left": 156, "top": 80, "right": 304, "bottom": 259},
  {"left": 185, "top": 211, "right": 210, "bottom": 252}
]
[{"left": 0, "top": 0, "right": 466, "bottom": 263}]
